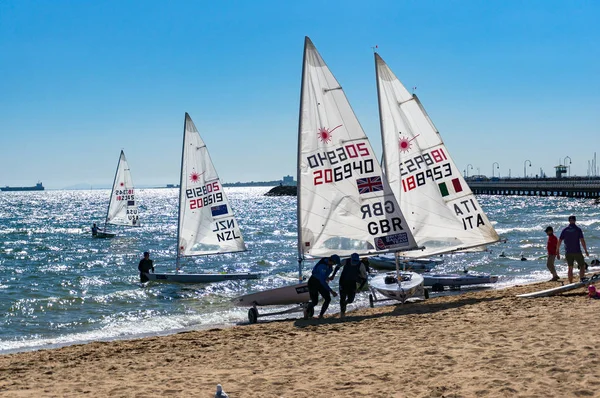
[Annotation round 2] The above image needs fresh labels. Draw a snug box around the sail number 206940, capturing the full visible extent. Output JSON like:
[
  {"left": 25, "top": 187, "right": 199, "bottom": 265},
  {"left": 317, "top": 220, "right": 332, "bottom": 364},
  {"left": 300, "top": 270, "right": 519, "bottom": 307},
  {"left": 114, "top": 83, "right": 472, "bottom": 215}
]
[{"left": 309, "top": 142, "right": 374, "bottom": 186}]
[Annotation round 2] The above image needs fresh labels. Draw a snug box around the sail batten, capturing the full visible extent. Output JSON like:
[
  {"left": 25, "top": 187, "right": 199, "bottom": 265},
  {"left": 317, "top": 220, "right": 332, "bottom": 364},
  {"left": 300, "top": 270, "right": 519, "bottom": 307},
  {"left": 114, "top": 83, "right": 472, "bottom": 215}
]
[
  {"left": 177, "top": 113, "right": 246, "bottom": 257},
  {"left": 106, "top": 150, "right": 139, "bottom": 228},
  {"left": 297, "top": 38, "right": 418, "bottom": 259},
  {"left": 375, "top": 53, "right": 499, "bottom": 258}
]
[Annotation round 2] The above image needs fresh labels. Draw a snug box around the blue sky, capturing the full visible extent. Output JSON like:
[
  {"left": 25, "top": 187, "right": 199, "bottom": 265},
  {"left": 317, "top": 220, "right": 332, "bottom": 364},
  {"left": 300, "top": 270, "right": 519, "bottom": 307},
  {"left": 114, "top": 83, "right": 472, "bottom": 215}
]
[{"left": 1, "top": 0, "right": 598, "bottom": 188}]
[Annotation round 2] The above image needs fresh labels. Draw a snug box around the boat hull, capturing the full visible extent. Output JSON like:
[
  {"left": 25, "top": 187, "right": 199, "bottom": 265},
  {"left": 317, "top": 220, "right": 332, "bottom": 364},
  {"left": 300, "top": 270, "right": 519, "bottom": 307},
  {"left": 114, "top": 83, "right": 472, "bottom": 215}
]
[
  {"left": 370, "top": 272, "right": 425, "bottom": 302},
  {"left": 368, "top": 255, "right": 441, "bottom": 272},
  {"left": 93, "top": 231, "right": 116, "bottom": 239},
  {"left": 234, "top": 282, "right": 310, "bottom": 307},
  {"left": 517, "top": 273, "right": 599, "bottom": 298},
  {"left": 423, "top": 273, "right": 498, "bottom": 287},
  {"left": 146, "top": 272, "right": 259, "bottom": 284},
  {"left": 1, "top": 183, "right": 44, "bottom": 192}
]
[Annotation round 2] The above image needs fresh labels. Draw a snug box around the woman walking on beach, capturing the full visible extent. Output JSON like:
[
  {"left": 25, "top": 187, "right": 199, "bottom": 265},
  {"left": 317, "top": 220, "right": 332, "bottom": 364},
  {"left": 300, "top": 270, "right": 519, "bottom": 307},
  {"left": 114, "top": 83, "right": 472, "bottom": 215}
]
[
  {"left": 556, "top": 216, "right": 589, "bottom": 283},
  {"left": 545, "top": 226, "right": 560, "bottom": 281}
]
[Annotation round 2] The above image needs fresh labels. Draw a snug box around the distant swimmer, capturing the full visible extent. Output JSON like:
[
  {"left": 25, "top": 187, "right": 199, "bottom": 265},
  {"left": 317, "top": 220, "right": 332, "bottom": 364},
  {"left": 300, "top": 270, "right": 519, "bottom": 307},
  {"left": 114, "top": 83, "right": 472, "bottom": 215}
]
[
  {"left": 499, "top": 251, "right": 507, "bottom": 258},
  {"left": 520, "top": 252, "right": 527, "bottom": 261}
]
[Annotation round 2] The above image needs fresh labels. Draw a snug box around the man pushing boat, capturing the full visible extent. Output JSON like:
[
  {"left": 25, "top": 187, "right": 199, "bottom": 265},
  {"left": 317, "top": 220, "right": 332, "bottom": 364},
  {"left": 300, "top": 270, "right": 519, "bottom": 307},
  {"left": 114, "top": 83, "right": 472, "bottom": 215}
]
[
  {"left": 330, "top": 253, "right": 368, "bottom": 319},
  {"left": 306, "top": 255, "right": 340, "bottom": 319}
]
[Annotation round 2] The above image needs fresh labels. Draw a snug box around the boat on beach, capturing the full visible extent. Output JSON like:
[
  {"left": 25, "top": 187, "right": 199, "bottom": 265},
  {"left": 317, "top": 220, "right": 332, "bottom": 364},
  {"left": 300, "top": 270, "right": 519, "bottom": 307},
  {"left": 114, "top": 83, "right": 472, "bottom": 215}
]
[
  {"left": 144, "top": 113, "right": 259, "bottom": 284},
  {"left": 368, "top": 254, "right": 442, "bottom": 272},
  {"left": 372, "top": 52, "right": 500, "bottom": 292},
  {"left": 424, "top": 272, "right": 499, "bottom": 291},
  {"left": 93, "top": 150, "right": 139, "bottom": 239},
  {"left": 234, "top": 37, "right": 423, "bottom": 322}
]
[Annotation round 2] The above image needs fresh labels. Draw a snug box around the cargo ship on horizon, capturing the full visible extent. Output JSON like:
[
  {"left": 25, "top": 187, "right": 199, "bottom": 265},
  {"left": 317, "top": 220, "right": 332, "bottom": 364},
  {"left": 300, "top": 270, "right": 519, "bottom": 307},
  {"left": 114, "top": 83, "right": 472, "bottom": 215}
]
[{"left": 0, "top": 182, "right": 45, "bottom": 192}]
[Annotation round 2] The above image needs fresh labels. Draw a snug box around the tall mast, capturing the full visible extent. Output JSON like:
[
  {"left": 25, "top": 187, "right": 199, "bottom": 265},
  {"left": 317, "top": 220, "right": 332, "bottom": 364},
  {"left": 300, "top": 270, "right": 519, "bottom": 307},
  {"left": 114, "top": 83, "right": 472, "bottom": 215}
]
[
  {"left": 375, "top": 54, "right": 402, "bottom": 278},
  {"left": 175, "top": 113, "right": 188, "bottom": 272},
  {"left": 104, "top": 150, "right": 123, "bottom": 231},
  {"left": 295, "top": 37, "right": 309, "bottom": 282},
  {"left": 374, "top": 53, "right": 388, "bottom": 181}
]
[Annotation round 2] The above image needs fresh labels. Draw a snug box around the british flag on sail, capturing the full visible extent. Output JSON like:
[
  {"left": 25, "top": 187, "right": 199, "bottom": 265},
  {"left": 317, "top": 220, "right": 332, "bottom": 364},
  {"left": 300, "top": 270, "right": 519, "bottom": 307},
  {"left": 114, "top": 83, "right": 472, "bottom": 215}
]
[{"left": 356, "top": 176, "right": 384, "bottom": 194}]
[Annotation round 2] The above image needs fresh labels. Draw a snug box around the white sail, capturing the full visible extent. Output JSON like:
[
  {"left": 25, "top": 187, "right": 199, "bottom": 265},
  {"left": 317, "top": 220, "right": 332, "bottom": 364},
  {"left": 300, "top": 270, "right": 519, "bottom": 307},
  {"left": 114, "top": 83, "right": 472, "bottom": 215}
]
[
  {"left": 297, "top": 38, "right": 419, "bottom": 259},
  {"left": 178, "top": 113, "right": 246, "bottom": 256},
  {"left": 375, "top": 53, "right": 499, "bottom": 257},
  {"left": 106, "top": 150, "right": 139, "bottom": 227}
]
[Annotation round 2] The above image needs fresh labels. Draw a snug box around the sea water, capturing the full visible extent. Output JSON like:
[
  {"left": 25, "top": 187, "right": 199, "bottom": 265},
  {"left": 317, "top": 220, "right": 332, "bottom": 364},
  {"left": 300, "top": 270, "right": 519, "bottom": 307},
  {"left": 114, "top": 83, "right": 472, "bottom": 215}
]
[{"left": 1, "top": 187, "right": 599, "bottom": 353}]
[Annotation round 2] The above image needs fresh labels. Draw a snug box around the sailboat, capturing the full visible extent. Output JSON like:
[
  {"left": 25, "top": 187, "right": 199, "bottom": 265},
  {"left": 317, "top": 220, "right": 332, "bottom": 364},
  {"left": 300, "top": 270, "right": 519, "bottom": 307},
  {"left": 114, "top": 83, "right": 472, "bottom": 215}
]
[
  {"left": 145, "top": 113, "right": 259, "bottom": 284},
  {"left": 94, "top": 150, "right": 139, "bottom": 238},
  {"left": 372, "top": 52, "right": 500, "bottom": 291},
  {"left": 234, "top": 37, "right": 423, "bottom": 322}
]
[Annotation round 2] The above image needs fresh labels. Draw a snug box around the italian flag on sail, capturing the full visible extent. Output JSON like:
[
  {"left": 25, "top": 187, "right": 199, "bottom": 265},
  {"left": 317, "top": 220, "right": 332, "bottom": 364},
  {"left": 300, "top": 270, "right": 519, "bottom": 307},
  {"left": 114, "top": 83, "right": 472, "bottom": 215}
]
[{"left": 438, "top": 178, "right": 463, "bottom": 197}]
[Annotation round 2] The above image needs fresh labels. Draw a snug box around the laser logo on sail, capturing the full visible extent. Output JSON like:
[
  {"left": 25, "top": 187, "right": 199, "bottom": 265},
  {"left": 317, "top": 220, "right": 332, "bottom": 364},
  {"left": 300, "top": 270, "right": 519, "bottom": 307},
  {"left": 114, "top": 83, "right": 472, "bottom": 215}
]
[
  {"left": 398, "top": 134, "right": 420, "bottom": 153},
  {"left": 189, "top": 171, "right": 204, "bottom": 183},
  {"left": 317, "top": 125, "right": 342, "bottom": 144}
]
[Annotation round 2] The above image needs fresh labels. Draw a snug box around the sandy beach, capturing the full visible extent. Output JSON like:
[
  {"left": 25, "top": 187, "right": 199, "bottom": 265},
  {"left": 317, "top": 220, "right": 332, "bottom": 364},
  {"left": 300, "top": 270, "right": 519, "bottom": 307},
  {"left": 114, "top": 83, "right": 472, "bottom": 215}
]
[{"left": 1, "top": 280, "right": 599, "bottom": 398}]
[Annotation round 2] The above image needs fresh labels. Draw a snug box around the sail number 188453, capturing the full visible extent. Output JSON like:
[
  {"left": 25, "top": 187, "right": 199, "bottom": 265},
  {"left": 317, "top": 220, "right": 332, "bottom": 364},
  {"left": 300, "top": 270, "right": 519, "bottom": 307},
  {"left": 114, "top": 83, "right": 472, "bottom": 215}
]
[{"left": 402, "top": 163, "right": 452, "bottom": 192}]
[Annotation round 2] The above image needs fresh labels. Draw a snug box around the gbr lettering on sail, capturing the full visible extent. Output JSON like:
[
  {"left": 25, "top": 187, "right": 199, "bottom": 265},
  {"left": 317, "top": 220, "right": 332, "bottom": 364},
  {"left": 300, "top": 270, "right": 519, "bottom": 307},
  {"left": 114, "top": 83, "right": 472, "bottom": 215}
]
[{"left": 307, "top": 135, "right": 406, "bottom": 239}]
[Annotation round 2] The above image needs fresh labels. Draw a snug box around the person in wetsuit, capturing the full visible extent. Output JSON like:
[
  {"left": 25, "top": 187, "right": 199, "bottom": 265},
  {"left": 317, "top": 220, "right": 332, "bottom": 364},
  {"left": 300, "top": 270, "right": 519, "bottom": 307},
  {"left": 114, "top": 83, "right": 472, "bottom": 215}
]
[
  {"left": 138, "top": 251, "right": 154, "bottom": 283},
  {"left": 331, "top": 253, "right": 366, "bottom": 318},
  {"left": 306, "top": 254, "right": 340, "bottom": 319}
]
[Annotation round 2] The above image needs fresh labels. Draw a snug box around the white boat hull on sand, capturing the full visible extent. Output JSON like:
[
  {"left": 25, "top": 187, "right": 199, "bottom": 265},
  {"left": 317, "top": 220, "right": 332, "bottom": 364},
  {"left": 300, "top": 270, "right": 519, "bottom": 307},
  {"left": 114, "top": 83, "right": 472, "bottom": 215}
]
[
  {"left": 234, "top": 282, "right": 310, "bottom": 307},
  {"left": 517, "top": 273, "right": 599, "bottom": 298},
  {"left": 370, "top": 272, "right": 425, "bottom": 302},
  {"left": 146, "top": 272, "right": 259, "bottom": 284},
  {"left": 368, "top": 255, "right": 442, "bottom": 273},
  {"left": 423, "top": 273, "right": 498, "bottom": 288}
]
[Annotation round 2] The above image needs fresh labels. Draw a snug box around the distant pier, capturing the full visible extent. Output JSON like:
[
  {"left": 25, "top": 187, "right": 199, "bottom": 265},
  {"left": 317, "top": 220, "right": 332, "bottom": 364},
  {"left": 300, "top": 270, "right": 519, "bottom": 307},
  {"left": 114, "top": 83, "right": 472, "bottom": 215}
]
[{"left": 467, "top": 177, "right": 600, "bottom": 198}]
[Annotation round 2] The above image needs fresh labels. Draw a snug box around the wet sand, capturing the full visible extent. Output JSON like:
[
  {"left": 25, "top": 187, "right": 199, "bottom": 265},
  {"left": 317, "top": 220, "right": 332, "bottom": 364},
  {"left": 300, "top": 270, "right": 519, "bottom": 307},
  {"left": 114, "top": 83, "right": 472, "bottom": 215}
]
[{"left": 1, "top": 279, "right": 599, "bottom": 397}]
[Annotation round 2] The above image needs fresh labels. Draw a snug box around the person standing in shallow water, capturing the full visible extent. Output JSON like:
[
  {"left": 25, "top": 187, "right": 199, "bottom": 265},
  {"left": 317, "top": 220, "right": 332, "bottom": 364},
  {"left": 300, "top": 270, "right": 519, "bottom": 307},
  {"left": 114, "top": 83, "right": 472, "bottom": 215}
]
[
  {"left": 545, "top": 226, "right": 560, "bottom": 281},
  {"left": 138, "top": 251, "right": 154, "bottom": 283},
  {"left": 556, "top": 216, "right": 589, "bottom": 283}
]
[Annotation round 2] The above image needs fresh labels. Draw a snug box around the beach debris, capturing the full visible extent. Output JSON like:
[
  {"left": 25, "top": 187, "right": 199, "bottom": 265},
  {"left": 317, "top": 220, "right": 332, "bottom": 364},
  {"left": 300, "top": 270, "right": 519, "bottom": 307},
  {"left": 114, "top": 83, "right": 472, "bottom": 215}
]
[{"left": 215, "top": 384, "right": 229, "bottom": 397}]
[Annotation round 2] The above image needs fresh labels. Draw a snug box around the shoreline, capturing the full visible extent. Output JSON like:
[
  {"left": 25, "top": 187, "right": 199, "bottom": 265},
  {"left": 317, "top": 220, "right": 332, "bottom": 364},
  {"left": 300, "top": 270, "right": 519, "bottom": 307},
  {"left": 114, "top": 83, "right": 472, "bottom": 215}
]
[
  {"left": 1, "top": 278, "right": 599, "bottom": 397},
  {"left": 0, "top": 272, "right": 585, "bottom": 356}
]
